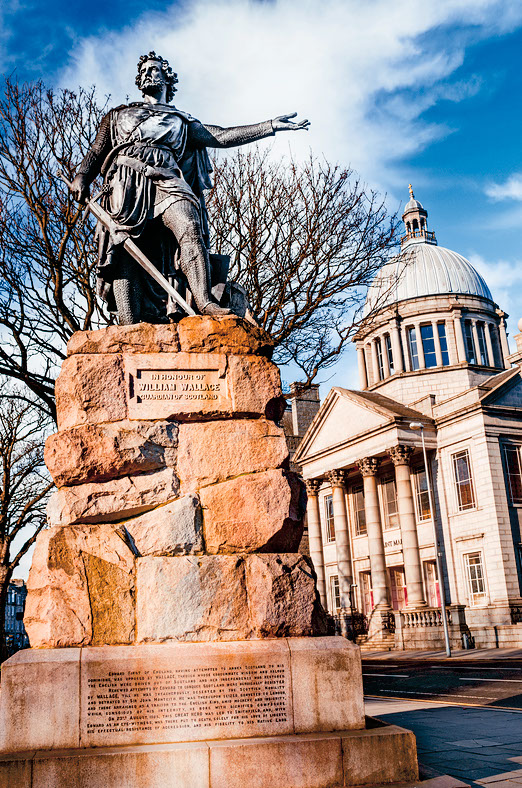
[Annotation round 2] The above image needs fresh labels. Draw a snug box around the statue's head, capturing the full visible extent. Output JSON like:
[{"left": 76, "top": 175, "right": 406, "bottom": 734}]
[{"left": 135, "top": 51, "right": 179, "bottom": 103}]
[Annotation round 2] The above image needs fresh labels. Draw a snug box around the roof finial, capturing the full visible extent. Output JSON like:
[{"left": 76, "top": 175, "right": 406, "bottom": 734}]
[{"left": 408, "top": 183, "right": 414, "bottom": 199}]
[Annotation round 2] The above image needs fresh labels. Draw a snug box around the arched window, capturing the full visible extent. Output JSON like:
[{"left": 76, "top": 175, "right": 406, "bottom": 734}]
[{"left": 412, "top": 219, "right": 419, "bottom": 231}]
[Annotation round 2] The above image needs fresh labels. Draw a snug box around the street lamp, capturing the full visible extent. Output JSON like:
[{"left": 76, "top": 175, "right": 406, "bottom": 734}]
[{"left": 409, "top": 421, "right": 452, "bottom": 658}]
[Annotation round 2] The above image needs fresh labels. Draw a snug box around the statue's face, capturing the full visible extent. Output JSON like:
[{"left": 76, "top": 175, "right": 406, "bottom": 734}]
[{"left": 139, "top": 59, "right": 166, "bottom": 96}]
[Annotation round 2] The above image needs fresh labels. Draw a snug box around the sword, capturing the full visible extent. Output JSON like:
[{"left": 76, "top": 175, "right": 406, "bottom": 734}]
[{"left": 59, "top": 172, "right": 196, "bottom": 317}]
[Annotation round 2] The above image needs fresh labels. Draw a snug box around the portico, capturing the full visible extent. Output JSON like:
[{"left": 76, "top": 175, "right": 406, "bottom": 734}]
[{"left": 295, "top": 190, "right": 522, "bottom": 650}]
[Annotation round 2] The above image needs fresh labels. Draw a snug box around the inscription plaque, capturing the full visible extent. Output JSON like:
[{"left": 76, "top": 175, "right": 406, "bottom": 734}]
[
  {"left": 125, "top": 353, "right": 231, "bottom": 419},
  {"left": 81, "top": 647, "right": 293, "bottom": 746}
]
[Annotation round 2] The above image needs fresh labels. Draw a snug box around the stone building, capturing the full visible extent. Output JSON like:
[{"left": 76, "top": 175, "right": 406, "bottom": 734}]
[
  {"left": 4, "top": 579, "right": 29, "bottom": 656},
  {"left": 295, "top": 189, "right": 522, "bottom": 649}
]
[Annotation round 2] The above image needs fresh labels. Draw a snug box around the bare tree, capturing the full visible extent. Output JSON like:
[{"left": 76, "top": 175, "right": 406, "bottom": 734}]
[
  {"left": 0, "top": 381, "right": 53, "bottom": 660},
  {"left": 207, "top": 148, "right": 400, "bottom": 385},
  {"left": 0, "top": 78, "right": 108, "bottom": 421}
]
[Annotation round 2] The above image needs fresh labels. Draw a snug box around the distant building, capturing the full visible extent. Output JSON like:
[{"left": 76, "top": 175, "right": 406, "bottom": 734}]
[
  {"left": 295, "top": 189, "right": 522, "bottom": 650},
  {"left": 5, "top": 579, "right": 29, "bottom": 656}
]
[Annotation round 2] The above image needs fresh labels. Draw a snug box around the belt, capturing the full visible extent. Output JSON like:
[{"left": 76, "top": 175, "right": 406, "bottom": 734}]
[{"left": 116, "top": 154, "right": 182, "bottom": 181}]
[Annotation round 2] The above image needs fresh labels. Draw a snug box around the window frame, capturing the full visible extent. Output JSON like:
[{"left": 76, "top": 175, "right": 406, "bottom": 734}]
[
  {"left": 452, "top": 448, "right": 476, "bottom": 512},
  {"left": 420, "top": 323, "right": 437, "bottom": 368},
  {"left": 463, "top": 551, "right": 487, "bottom": 607},
  {"left": 384, "top": 334, "right": 394, "bottom": 374},
  {"left": 330, "top": 574, "right": 341, "bottom": 614},
  {"left": 463, "top": 320, "right": 477, "bottom": 365},
  {"left": 375, "top": 337, "right": 384, "bottom": 380},
  {"left": 380, "top": 476, "right": 399, "bottom": 530},
  {"left": 476, "top": 321, "right": 489, "bottom": 366},
  {"left": 437, "top": 322, "right": 450, "bottom": 366},
  {"left": 352, "top": 485, "right": 367, "bottom": 536},
  {"left": 502, "top": 444, "right": 522, "bottom": 505},
  {"left": 324, "top": 494, "right": 335, "bottom": 543},
  {"left": 412, "top": 466, "right": 432, "bottom": 523},
  {"left": 407, "top": 326, "right": 420, "bottom": 370}
]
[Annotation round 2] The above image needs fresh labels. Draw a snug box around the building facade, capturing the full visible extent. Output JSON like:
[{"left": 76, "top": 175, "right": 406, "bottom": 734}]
[
  {"left": 4, "top": 579, "right": 29, "bottom": 656},
  {"left": 295, "top": 190, "right": 522, "bottom": 649}
]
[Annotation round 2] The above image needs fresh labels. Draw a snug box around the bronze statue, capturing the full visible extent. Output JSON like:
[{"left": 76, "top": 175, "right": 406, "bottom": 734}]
[{"left": 71, "top": 51, "right": 309, "bottom": 324}]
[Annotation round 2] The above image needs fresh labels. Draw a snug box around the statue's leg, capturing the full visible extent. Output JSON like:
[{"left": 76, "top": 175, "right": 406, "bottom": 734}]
[
  {"left": 162, "top": 201, "right": 231, "bottom": 316},
  {"left": 112, "top": 256, "right": 143, "bottom": 325}
]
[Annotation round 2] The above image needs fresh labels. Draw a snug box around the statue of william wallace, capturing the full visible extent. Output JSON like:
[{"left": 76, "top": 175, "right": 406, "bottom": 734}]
[{"left": 70, "top": 51, "right": 309, "bottom": 324}]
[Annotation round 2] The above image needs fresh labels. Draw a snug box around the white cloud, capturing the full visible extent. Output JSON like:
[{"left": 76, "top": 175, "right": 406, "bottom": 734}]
[
  {"left": 485, "top": 173, "right": 522, "bottom": 202},
  {"left": 59, "top": 0, "right": 522, "bottom": 195}
]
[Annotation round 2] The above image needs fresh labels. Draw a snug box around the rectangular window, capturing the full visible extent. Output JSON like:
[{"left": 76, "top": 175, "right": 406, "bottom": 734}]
[
  {"left": 424, "top": 561, "right": 440, "bottom": 607},
  {"left": 330, "top": 575, "right": 341, "bottom": 613},
  {"left": 324, "top": 494, "right": 335, "bottom": 542},
  {"left": 464, "top": 552, "right": 487, "bottom": 606},
  {"left": 381, "top": 477, "right": 399, "bottom": 529},
  {"left": 385, "top": 334, "right": 394, "bottom": 373},
  {"left": 476, "top": 322, "right": 489, "bottom": 366},
  {"left": 421, "top": 324, "right": 437, "bottom": 368},
  {"left": 376, "top": 338, "right": 384, "bottom": 380},
  {"left": 437, "top": 323, "right": 450, "bottom": 366},
  {"left": 408, "top": 327, "right": 419, "bottom": 370},
  {"left": 463, "top": 320, "right": 476, "bottom": 364},
  {"left": 353, "top": 485, "right": 367, "bottom": 536},
  {"left": 360, "top": 571, "right": 373, "bottom": 614},
  {"left": 452, "top": 449, "right": 476, "bottom": 511},
  {"left": 413, "top": 468, "right": 432, "bottom": 521},
  {"left": 503, "top": 445, "right": 522, "bottom": 504}
]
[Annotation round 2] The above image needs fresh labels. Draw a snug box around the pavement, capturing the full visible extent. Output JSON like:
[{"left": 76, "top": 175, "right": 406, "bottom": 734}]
[
  {"left": 361, "top": 648, "right": 522, "bottom": 663},
  {"left": 366, "top": 695, "right": 522, "bottom": 788}
]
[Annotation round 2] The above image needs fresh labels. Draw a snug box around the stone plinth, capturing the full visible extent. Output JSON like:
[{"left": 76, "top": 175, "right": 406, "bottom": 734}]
[
  {"left": 3, "top": 318, "right": 419, "bottom": 788},
  {"left": 0, "top": 638, "right": 364, "bottom": 753}
]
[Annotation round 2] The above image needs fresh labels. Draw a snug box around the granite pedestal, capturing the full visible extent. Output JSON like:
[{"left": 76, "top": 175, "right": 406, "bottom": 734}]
[{"left": 0, "top": 318, "right": 419, "bottom": 787}]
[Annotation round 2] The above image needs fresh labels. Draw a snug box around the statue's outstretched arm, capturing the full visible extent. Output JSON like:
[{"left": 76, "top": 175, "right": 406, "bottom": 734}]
[
  {"left": 70, "top": 112, "right": 112, "bottom": 202},
  {"left": 189, "top": 113, "right": 309, "bottom": 149}
]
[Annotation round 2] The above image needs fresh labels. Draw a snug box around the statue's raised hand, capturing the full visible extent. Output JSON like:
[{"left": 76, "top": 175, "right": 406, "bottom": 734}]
[{"left": 272, "top": 112, "right": 310, "bottom": 132}]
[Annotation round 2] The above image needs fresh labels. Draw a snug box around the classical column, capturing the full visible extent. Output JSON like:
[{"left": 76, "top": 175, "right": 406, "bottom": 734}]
[
  {"left": 327, "top": 470, "right": 353, "bottom": 611},
  {"left": 414, "top": 322, "right": 425, "bottom": 369},
  {"left": 484, "top": 323, "right": 495, "bottom": 368},
  {"left": 453, "top": 311, "right": 466, "bottom": 363},
  {"left": 304, "top": 479, "right": 327, "bottom": 608},
  {"left": 356, "top": 343, "right": 368, "bottom": 389},
  {"left": 390, "top": 320, "right": 404, "bottom": 373},
  {"left": 432, "top": 321, "right": 443, "bottom": 367},
  {"left": 388, "top": 445, "right": 427, "bottom": 608},
  {"left": 471, "top": 320, "right": 481, "bottom": 365},
  {"left": 498, "top": 312, "right": 511, "bottom": 366},
  {"left": 356, "top": 457, "right": 391, "bottom": 610}
]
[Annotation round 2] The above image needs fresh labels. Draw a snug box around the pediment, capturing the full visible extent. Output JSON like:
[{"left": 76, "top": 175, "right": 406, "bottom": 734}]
[
  {"left": 482, "top": 369, "right": 522, "bottom": 408},
  {"left": 295, "top": 388, "right": 394, "bottom": 461}
]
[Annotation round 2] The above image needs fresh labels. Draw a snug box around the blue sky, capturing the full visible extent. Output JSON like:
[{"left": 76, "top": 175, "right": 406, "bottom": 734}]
[{"left": 3, "top": 0, "right": 522, "bottom": 393}]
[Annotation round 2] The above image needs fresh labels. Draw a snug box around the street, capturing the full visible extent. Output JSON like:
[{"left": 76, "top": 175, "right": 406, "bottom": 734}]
[{"left": 362, "top": 659, "right": 522, "bottom": 709}]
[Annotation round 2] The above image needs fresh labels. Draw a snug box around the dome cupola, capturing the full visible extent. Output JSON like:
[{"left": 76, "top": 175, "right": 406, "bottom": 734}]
[{"left": 401, "top": 185, "right": 436, "bottom": 248}]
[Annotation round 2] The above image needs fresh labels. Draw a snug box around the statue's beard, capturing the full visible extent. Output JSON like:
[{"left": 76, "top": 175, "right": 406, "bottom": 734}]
[{"left": 141, "top": 77, "right": 165, "bottom": 96}]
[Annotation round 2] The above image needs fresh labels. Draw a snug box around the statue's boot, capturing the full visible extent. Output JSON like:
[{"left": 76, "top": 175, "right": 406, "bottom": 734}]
[{"left": 201, "top": 301, "right": 232, "bottom": 316}]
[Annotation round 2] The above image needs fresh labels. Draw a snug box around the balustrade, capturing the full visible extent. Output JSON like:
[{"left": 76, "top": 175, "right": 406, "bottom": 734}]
[{"left": 399, "top": 607, "right": 452, "bottom": 628}]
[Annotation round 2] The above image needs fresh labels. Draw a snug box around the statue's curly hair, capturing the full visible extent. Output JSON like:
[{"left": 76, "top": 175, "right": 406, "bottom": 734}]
[{"left": 135, "top": 51, "right": 179, "bottom": 102}]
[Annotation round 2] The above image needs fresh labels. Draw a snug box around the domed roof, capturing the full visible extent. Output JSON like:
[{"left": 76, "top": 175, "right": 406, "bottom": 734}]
[
  {"left": 403, "top": 197, "right": 424, "bottom": 213},
  {"left": 364, "top": 242, "right": 493, "bottom": 316}
]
